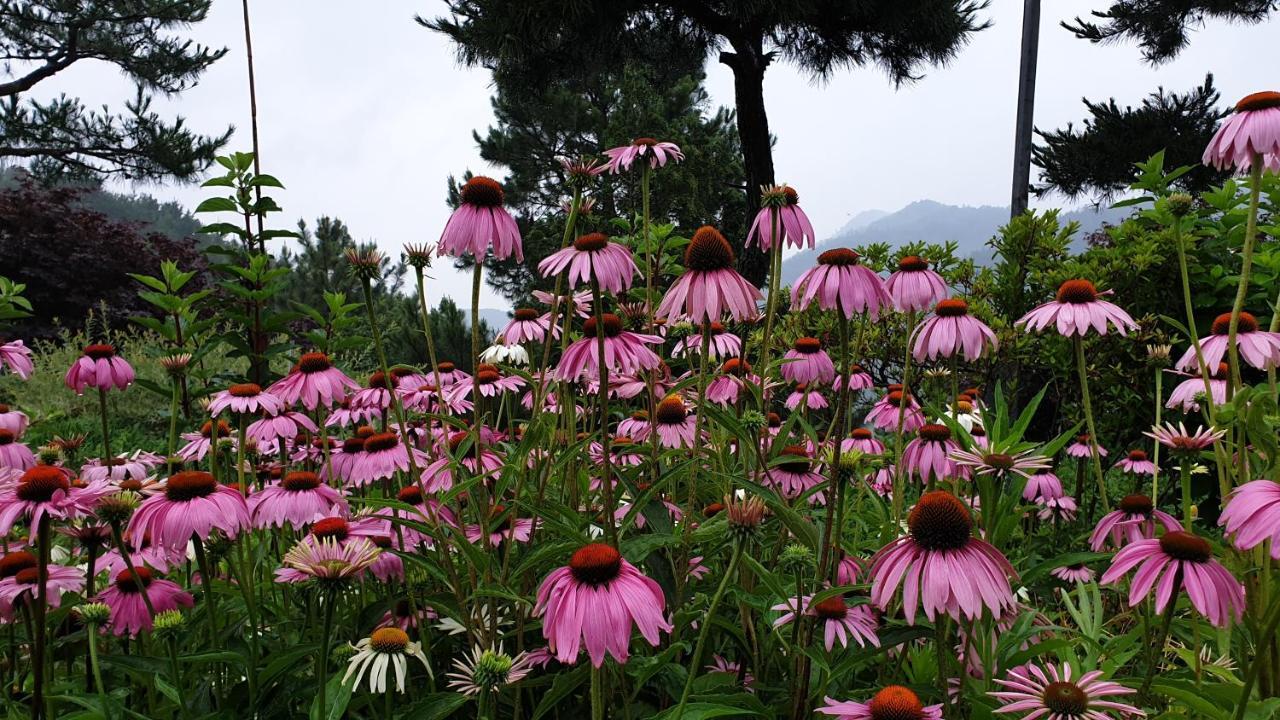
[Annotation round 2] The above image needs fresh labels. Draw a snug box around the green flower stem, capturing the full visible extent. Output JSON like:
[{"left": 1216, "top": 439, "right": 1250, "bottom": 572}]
[
  {"left": 32, "top": 518, "right": 50, "bottom": 720},
  {"left": 108, "top": 522, "right": 157, "bottom": 619},
  {"left": 98, "top": 388, "right": 112, "bottom": 461},
  {"left": 1180, "top": 458, "right": 1194, "bottom": 529},
  {"left": 168, "top": 379, "right": 181, "bottom": 458},
  {"left": 317, "top": 589, "right": 337, "bottom": 720},
  {"left": 1152, "top": 368, "right": 1163, "bottom": 500},
  {"left": 674, "top": 542, "right": 744, "bottom": 719},
  {"left": 1139, "top": 585, "right": 1179, "bottom": 700},
  {"left": 86, "top": 622, "right": 111, "bottom": 720},
  {"left": 1226, "top": 160, "right": 1265, "bottom": 398},
  {"left": 588, "top": 274, "right": 618, "bottom": 547},
  {"left": 1074, "top": 337, "right": 1108, "bottom": 514},
  {"left": 1235, "top": 594, "right": 1280, "bottom": 720},
  {"left": 167, "top": 636, "right": 192, "bottom": 720},
  {"left": 892, "top": 311, "right": 918, "bottom": 523},
  {"left": 590, "top": 664, "right": 605, "bottom": 720},
  {"left": 816, "top": 313, "right": 851, "bottom": 580},
  {"left": 758, "top": 207, "right": 783, "bottom": 402}
]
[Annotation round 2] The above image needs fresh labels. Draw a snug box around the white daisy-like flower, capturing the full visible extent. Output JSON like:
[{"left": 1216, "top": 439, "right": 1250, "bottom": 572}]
[
  {"left": 433, "top": 604, "right": 511, "bottom": 637},
  {"left": 342, "top": 627, "right": 431, "bottom": 694},
  {"left": 446, "top": 644, "right": 532, "bottom": 696},
  {"left": 479, "top": 341, "right": 530, "bottom": 367}
]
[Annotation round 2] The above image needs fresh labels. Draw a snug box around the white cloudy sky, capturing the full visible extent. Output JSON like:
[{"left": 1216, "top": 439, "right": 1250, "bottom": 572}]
[{"left": 23, "top": 1, "right": 1277, "bottom": 308}]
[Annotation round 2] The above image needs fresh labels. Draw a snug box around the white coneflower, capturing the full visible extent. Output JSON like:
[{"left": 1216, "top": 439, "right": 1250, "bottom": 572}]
[
  {"left": 433, "top": 604, "right": 511, "bottom": 636},
  {"left": 342, "top": 627, "right": 431, "bottom": 693},
  {"left": 479, "top": 341, "right": 530, "bottom": 367},
  {"left": 446, "top": 644, "right": 532, "bottom": 696}
]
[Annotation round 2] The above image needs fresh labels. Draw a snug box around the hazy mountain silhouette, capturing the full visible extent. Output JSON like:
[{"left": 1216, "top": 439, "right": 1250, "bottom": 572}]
[{"left": 780, "top": 200, "right": 1127, "bottom": 286}]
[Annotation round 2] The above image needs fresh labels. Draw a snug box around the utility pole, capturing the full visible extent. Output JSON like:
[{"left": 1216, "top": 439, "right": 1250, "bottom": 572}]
[{"left": 1010, "top": 0, "right": 1041, "bottom": 218}]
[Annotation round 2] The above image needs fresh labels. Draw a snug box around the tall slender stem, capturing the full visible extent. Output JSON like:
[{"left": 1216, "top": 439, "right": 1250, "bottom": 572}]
[
  {"left": 317, "top": 589, "right": 336, "bottom": 720},
  {"left": 86, "top": 621, "right": 110, "bottom": 720},
  {"left": 892, "top": 311, "right": 918, "bottom": 523},
  {"left": 674, "top": 542, "right": 743, "bottom": 718},
  {"left": 1179, "top": 458, "right": 1194, "bottom": 529},
  {"left": 758, "top": 208, "right": 783, "bottom": 402},
  {"left": 1152, "top": 367, "right": 1163, "bottom": 500},
  {"left": 1235, "top": 595, "right": 1280, "bottom": 720},
  {"left": 32, "top": 517, "right": 50, "bottom": 720},
  {"left": 97, "top": 388, "right": 112, "bottom": 461},
  {"left": 1140, "top": 586, "right": 1180, "bottom": 700},
  {"left": 1074, "top": 337, "right": 1108, "bottom": 512},
  {"left": 590, "top": 664, "right": 605, "bottom": 720},
  {"left": 589, "top": 274, "right": 617, "bottom": 547},
  {"left": 1226, "top": 160, "right": 1265, "bottom": 396}
]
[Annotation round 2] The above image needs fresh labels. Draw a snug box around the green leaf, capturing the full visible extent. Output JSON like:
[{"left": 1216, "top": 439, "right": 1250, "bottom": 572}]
[
  {"left": 311, "top": 672, "right": 352, "bottom": 720},
  {"left": 650, "top": 702, "right": 761, "bottom": 719},
  {"left": 532, "top": 664, "right": 588, "bottom": 719},
  {"left": 1152, "top": 680, "right": 1229, "bottom": 719},
  {"left": 403, "top": 692, "right": 470, "bottom": 719},
  {"left": 194, "top": 197, "right": 238, "bottom": 213},
  {"left": 249, "top": 174, "right": 285, "bottom": 188}
]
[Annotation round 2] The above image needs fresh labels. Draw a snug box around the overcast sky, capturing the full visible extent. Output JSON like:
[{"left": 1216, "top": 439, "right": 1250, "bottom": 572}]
[{"left": 26, "top": 1, "right": 1278, "bottom": 309}]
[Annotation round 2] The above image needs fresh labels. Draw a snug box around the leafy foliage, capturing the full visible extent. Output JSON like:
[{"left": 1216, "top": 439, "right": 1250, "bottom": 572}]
[{"left": 1063, "top": 0, "right": 1276, "bottom": 63}]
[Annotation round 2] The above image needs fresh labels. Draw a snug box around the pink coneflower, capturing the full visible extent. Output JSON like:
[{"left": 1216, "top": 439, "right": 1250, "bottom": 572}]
[
  {"left": 902, "top": 424, "right": 961, "bottom": 485},
  {"left": 419, "top": 432, "right": 504, "bottom": 493},
  {"left": 378, "top": 598, "right": 436, "bottom": 632},
  {"left": 538, "top": 232, "right": 640, "bottom": 293},
  {"left": 602, "top": 137, "right": 683, "bottom": 173},
  {"left": 534, "top": 543, "right": 672, "bottom": 666},
  {"left": 276, "top": 535, "right": 381, "bottom": 584},
  {"left": 268, "top": 352, "right": 359, "bottom": 410},
  {"left": 969, "top": 424, "right": 990, "bottom": 449},
  {"left": 429, "top": 361, "right": 470, "bottom": 386},
  {"left": 842, "top": 428, "right": 884, "bottom": 455},
  {"left": 1089, "top": 494, "right": 1182, "bottom": 551},
  {"left": 249, "top": 471, "right": 348, "bottom": 529},
  {"left": 1023, "top": 468, "right": 1064, "bottom": 502},
  {"left": 64, "top": 344, "right": 134, "bottom": 394},
  {"left": 349, "top": 370, "right": 405, "bottom": 412},
  {"left": 1219, "top": 480, "right": 1280, "bottom": 558},
  {"left": 0, "top": 430, "right": 34, "bottom": 470},
  {"left": 675, "top": 321, "right": 742, "bottom": 359},
  {"left": 465, "top": 505, "right": 535, "bottom": 546},
  {"left": 746, "top": 184, "right": 816, "bottom": 251},
  {"left": 785, "top": 383, "right": 829, "bottom": 411},
  {"left": 869, "top": 490, "right": 1016, "bottom": 623},
  {"left": 837, "top": 555, "right": 864, "bottom": 585},
  {"left": 791, "top": 248, "right": 892, "bottom": 321},
  {"left": 1051, "top": 563, "right": 1096, "bottom": 584},
  {"left": 1175, "top": 312, "right": 1280, "bottom": 372},
  {"left": 832, "top": 364, "right": 874, "bottom": 392},
  {"left": 1114, "top": 450, "right": 1156, "bottom": 477},
  {"left": 208, "top": 382, "right": 283, "bottom": 416},
  {"left": 248, "top": 410, "right": 319, "bottom": 448},
  {"left": 772, "top": 594, "right": 879, "bottom": 651},
  {"left": 128, "top": 471, "right": 250, "bottom": 554},
  {"left": 177, "top": 420, "right": 233, "bottom": 462},
  {"left": 0, "top": 404, "right": 28, "bottom": 436},
  {"left": 1203, "top": 91, "right": 1280, "bottom": 171},
  {"left": 766, "top": 445, "right": 825, "bottom": 502},
  {"left": 501, "top": 308, "right": 557, "bottom": 345},
  {"left": 0, "top": 340, "right": 33, "bottom": 380},
  {"left": 990, "top": 662, "right": 1143, "bottom": 719},
  {"left": 617, "top": 411, "right": 651, "bottom": 442},
  {"left": 1036, "top": 495, "right": 1078, "bottom": 522},
  {"left": 364, "top": 536, "right": 404, "bottom": 582},
  {"left": 1166, "top": 365, "right": 1227, "bottom": 413},
  {"left": 0, "top": 564, "right": 84, "bottom": 610},
  {"left": 912, "top": 298, "right": 997, "bottom": 362},
  {"left": 706, "top": 655, "right": 755, "bottom": 693},
  {"left": 656, "top": 226, "right": 762, "bottom": 324},
  {"left": 555, "top": 314, "right": 662, "bottom": 382},
  {"left": 1144, "top": 422, "right": 1225, "bottom": 454},
  {"left": 437, "top": 176, "right": 522, "bottom": 261},
  {"left": 1066, "top": 433, "right": 1108, "bottom": 459},
  {"left": 446, "top": 364, "right": 527, "bottom": 406},
  {"left": 885, "top": 256, "right": 949, "bottom": 313},
  {"left": 652, "top": 396, "right": 697, "bottom": 448},
  {"left": 867, "top": 466, "right": 894, "bottom": 497},
  {"left": 1016, "top": 280, "right": 1138, "bottom": 337},
  {"left": 951, "top": 448, "right": 1051, "bottom": 481},
  {"left": 0, "top": 551, "right": 35, "bottom": 619},
  {"left": 865, "top": 389, "right": 924, "bottom": 432},
  {"left": 0, "top": 465, "right": 109, "bottom": 534},
  {"left": 97, "top": 567, "right": 193, "bottom": 636},
  {"left": 79, "top": 452, "right": 160, "bottom": 485},
  {"left": 349, "top": 432, "right": 429, "bottom": 487},
  {"left": 533, "top": 289, "right": 592, "bottom": 319},
  {"left": 781, "top": 337, "right": 836, "bottom": 385},
  {"left": 706, "top": 358, "right": 758, "bottom": 406},
  {"left": 589, "top": 437, "right": 645, "bottom": 467},
  {"left": 817, "top": 686, "right": 943, "bottom": 720},
  {"left": 1101, "top": 530, "right": 1245, "bottom": 628}
]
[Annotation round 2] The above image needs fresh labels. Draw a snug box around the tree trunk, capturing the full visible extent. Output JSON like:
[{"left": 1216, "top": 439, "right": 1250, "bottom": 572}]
[
  {"left": 1009, "top": 0, "right": 1041, "bottom": 218},
  {"left": 721, "top": 39, "right": 774, "bottom": 287}
]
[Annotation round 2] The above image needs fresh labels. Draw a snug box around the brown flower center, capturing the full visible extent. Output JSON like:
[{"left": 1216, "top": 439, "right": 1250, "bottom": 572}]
[
  {"left": 114, "top": 567, "right": 154, "bottom": 593},
  {"left": 1212, "top": 311, "right": 1258, "bottom": 335},
  {"left": 851, "top": 428, "right": 873, "bottom": 440},
  {"left": 200, "top": 420, "right": 232, "bottom": 439},
  {"left": 722, "top": 357, "right": 751, "bottom": 376},
  {"left": 283, "top": 471, "right": 322, "bottom": 491},
  {"left": 165, "top": 470, "right": 218, "bottom": 501},
  {"left": 398, "top": 485, "right": 424, "bottom": 505},
  {"left": 984, "top": 453, "right": 1015, "bottom": 470},
  {"left": 229, "top": 383, "right": 262, "bottom": 398},
  {"left": 1042, "top": 681, "right": 1088, "bottom": 715},
  {"left": 1127, "top": 450, "right": 1148, "bottom": 462},
  {"left": 818, "top": 248, "right": 860, "bottom": 267},
  {"left": 867, "top": 685, "right": 926, "bottom": 720},
  {"left": 341, "top": 437, "right": 366, "bottom": 454},
  {"left": 1159, "top": 531, "right": 1212, "bottom": 563},
  {"left": 782, "top": 186, "right": 800, "bottom": 205},
  {"left": 793, "top": 337, "right": 822, "bottom": 354},
  {"left": 17, "top": 466, "right": 70, "bottom": 502},
  {"left": 908, "top": 491, "right": 972, "bottom": 552},
  {"left": 917, "top": 424, "right": 951, "bottom": 442},
  {"left": 1055, "top": 279, "right": 1099, "bottom": 304},
  {"left": 573, "top": 232, "right": 609, "bottom": 252},
  {"left": 1118, "top": 494, "right": 1154, "bottom": 517},
  {"left": 311, "top": 517, "right": 350, "bottom": 541},
  {"left": 0, "top": 429, "right": 11, "bottom": 445},
  {"left": 897, "top": 255, "right": 928, "bottom": 272},
  {"left": 297, "top": 352, "right": 332, "bottom": 373},
  {"left": 685, "top": 226, "right": 734, "bottom": 271},
  {"left": 767, "top": 412, "right": 782, "bottom": 428},
  {"left": 83, "top": 344, "right": 116, "bottom": 360},
  {"left": 514, "top": 308, "right": 540, "bottom": 322},
  {"left": 779, "top": 445, "right": 812, "bottom": 474},
  {"left": 569, "top": 543, "right": 622, "bottom": 585},
  {"left": 0, "top": 551, "right": 36, "bottom": 579},
  {"left": 437, "top": 361, "right": 456, "bottom": 373},
  {"left": 363, "top": 432, "right": 399, "bottom": 453},
  {"left": 935, "top": 298, "right": 969, "bottom": 317},
  {"left": 655, "top": 396, "right": 688, "bottom": 425},
  {"left": 1236, "top": 91, "right": 1280, "bottom": 112},
  {"left": 583, "top": 314, "right": 623, "bottom": 338},
  {"left": 370, "top": 626, "right": 410, "bottom": 653},
  {"left": 460, "top": 176, "right": 504, "bottom": 207},
  {"left": 813, "top": 595, "right": 848, "bottom": 620}
]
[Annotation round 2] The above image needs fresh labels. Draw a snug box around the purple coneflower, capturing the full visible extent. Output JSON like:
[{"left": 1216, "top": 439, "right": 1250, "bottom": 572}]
[
  {"left": 465, "top": 505, "right": 535, "bottom": 546},
  {"left": 437, "top": 176, "right": 522, "bottom": 261},
  {"left": 1016, "top": 280, "right": 1138, "bottom": 337},
  {"left": 817, "top": 686, "right": 942, "bottom": 720},
  {"left": 97, "top": 567, "right": 193, "bottom": 636},
  {"left": 80, "top": 452, "right": 160, "bottom": 485},
  {"left": 1037, "top": 495, "right": 1078, "bottom": 522},
  {"left": 64, "top": 344, "right": 134, "bottom": 394},
  {"left": 901, "top": 424, "right": 961, "bottom": 485},
  {"left": 1145, "top": 422, "right": 1225, "bottom": 454},
  {"left": 617, "top": 411, "right": 651, "bottom": 442},
  {"left": 446, "top": 364, "right": 526, "bottom": 406},
  {"left": 1175, "top": 311, "right": 1280, "bottom": 372},
  {"left": 1203, "top": 91, "right": 1280, "bottom": 171},
  {"left": 555, "top": 314, "right": 661, "bottom": 382},
  {"left": 538, "top": 232, "right": 639, "bottom": 293},
  {"left": 656, "top": 226, "right": 762, "bottom": 324},
  {"left": 746, "top": 184, "right": 816, "bottom": 250},
  {"left": 1052, "top": 563, "right": 1096, "bottom": 584},
  {"left": 1023, "top": 468, "right": 1064, "bottom": 502},
  {"left": 419, "top": 432, "right": 504, "bottom": 493},
  {"left": 534, "top": 543, "right": 671, "bottom": 666},
  {"left": 842, "top": 428, "right": 884, "bottom": 455},
  {"left": 208, "top": 382, "right": 283, "bottom": 416},
  {"left": 501, "top": 308, "right": 557, "bottom": 345},
  {"left": 1220, "top": 479, "right": 1280, "bottom": 558},
  {"left": 349, "top": 432, "right": 429, "bottom": 488},
  {"left": 652, "top": 396, "right": 698, "bottom": 449},
  {"left": 1066, "top": 433, "right": 1108, "bottom": 459},
  {"left": 772, "top": 593, "right": 879, "bottom": 651},
  {"left": 0, "top": 340, "right": 33, "bottom": 380},
  {"left": 268, "top": 352, "right": 359, "bottom": 411},
  {"left": 276, "top": 536, "right": 380, "bottom": 584},
  {"left": 248, "top": 410, "right": 318, "bottom": 448},
  {"left": 868, "top": 490, "right": 1016, "bottom": 624},
  {"left": 950, "top": 448, "right": 1051, "bottom": 481},
  {"left": 865, "top": 389, "right": 924, "bottom": 432},
  {"left": 602, "top": 137, "right": 683, "bottom": 173},
  {"left": 0, "top": 404, "right": 28, "bottom": 436},
  {"left": 989, "top": 662, "right": 1143, "bottom": 719},
  {"left": 766, "top": 445, "right": 825, "bottom": 502},
  {"left": 0, "top": 564, "right": 84, "bottom": 610},
  {"left": 1089, "top": 494, "right": 1182, "bottom": 551},
  {"left": 706, "top": 358, "right": 757, "bottom": 406},
  {"left": 250, "top": 471, "right": 347, "bottom": 529},
  {"left": 885, "top": 256, "right": 948, "bottom": 313},
  {"left": 1114, "top": 450, "right": 1157, "bottom": 477},
  {"left": 785, "top": 383, "right": 829, "bottom": 411},
  {"left": 177, "top": 420, "right": 233, "bottom": 462},
  {"left": 1101, "top": 530, "right": 1245, "bottom": 628},
  {"left": 127, "top": 470, "right": 250, "bottom": 554},
  {"left": 791, "top": 248, "right": 891, "bottom": 321},
  {"left": 912, "top": 298, "right": 997, "bottom": 362},
  {"left": 674, "top": 321, "right": 742, "bottom": 359},
  {"left": 0, "top": 430, "right": 34, "bottom": 470},
  {"left": 0, "top": 465, "right": 108, "bottom": 534},
  {"left": 781, "top": 337, "right": 836, "bottom": 385},
  {"left": 1166, "top": 365, "right": 1227, "bottom": 413},
  {"left": 706, "top": 655, "right": 754, "bottom": 693},
  {"left": 832, "top": 364, "right": 874, "bottom": 392}
]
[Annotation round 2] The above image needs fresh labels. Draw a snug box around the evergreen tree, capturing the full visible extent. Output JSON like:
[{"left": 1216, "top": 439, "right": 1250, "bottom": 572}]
[
  {"left": 0, "top": 0, "right": 231, "bottom": 181},
  {"left": 1064, "top": 0, "right": 1275, "bottom": 62},
  {"left": 423, "top": 0, "right": 989, "bottom": 284}
]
